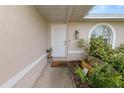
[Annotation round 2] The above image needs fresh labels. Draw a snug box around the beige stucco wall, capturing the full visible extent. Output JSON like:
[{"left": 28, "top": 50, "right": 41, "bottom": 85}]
[
  {"left": 67, "top": 22, "right": 124, "bottom": 60},
  {"left": 48, "top": 22, "right": 124, "bottom": 61},
  {"left": 0, "top": 6, "right": 48, "bottom": 87}
]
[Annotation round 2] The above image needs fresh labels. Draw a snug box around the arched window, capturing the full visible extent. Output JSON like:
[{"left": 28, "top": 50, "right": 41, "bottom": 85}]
[{"left": 89, "top": 23, "right": 116, "bottom": 48}]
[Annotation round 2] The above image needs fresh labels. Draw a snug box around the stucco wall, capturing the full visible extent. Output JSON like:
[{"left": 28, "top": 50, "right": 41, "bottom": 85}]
[
  {"left": 67, "top": 22, "right": 124, "bottom": 60},
  {"left": 48, "top": 22, "right": 124, "bottom": 61},
  {"left": 0, "top": 6, "right": 48, "bottom": 87}
]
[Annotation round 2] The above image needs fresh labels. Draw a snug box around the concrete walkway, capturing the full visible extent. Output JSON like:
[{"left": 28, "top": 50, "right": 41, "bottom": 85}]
[{"left": 33, "top": 64, "right": 73, "bottom": 88}]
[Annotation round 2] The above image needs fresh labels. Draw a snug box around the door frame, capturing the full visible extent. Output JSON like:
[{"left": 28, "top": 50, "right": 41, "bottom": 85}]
[{"left": 51, "top": 23, "right": 68, "bottom": 57}]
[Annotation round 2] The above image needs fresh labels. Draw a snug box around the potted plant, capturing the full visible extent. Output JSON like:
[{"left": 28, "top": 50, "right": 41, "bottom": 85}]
[{"left": 46, "top": 48, "right": 52, "bottom": 58}]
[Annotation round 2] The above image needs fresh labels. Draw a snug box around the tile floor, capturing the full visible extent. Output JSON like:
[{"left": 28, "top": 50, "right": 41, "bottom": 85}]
[{"left": 33, "top": 63, "right": 73, "bottom": 88}]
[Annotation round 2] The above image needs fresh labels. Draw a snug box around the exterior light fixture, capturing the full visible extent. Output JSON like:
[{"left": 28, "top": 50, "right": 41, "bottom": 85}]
[{"left": 75, "top": 30, "right": 79, "bottom": 40}]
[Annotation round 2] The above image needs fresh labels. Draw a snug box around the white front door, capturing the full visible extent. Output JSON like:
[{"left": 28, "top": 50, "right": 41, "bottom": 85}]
[{"left": 51, "top": 24, "right": 67, "bottom": 57}]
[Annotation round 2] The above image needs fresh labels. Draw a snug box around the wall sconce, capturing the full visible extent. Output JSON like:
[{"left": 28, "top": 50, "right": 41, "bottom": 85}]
[{"left": 75, "top": 30, "right": 79, "bottom": 40}]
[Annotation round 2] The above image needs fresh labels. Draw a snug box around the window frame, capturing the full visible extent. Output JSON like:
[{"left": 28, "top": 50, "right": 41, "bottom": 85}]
[{"left": 88, "top": 23, "right": 116, "bottom": 49}]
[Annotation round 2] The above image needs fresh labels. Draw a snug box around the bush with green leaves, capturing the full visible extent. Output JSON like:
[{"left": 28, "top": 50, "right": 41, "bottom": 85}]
[
  {"left": 77, "top": 38, "right": 89, "bottom": 57},
  {"left": 77, "top": 37, "right": 124, "bottom": 87},
  {"left": 109, "top": 53, "right": 124, "bottom": 74},
  {"left": 89, "top": 36, "right": 114, "bottom": 62},
  {"left": 88, "top": 63, "right": 124, "bottom": 88}
]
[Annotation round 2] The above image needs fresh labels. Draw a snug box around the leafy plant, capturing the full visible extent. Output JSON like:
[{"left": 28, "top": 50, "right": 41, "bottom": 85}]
[
  {"left": 76, "top": 36, "right": 124, "bottom": 87},
  {"left": 46, "top": 47, "right": 52, "bottom": 53},
  {"left": 46, "top": 48, "right": 52, "bottom": 58},
  {"left": 88, "top": 63, "right": 123, "bottom": 88},
  {"left": 77, "top": 38, "right": 89, "bottom": 57},
  {"left": 89, "top": 36, "right": 113, "bottom": 62},
  {"left": 75, "top": 66, "right": 86, "bottom": 83},
  {"left": 109, "top": 53, "right": 124, "bottom": 74}
]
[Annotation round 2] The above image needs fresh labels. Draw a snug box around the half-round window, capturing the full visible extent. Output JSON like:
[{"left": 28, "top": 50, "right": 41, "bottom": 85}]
[{"left": 89, "top": 23, "right": 116, "bottom": 48}]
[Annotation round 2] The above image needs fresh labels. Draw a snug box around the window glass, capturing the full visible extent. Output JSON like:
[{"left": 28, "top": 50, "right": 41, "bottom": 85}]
[
  {"left": 91, "top": 25, "right": 112, "bottom": 44},
  {"left": 89, "top": 5, "right": 124, "bottom": 15}
]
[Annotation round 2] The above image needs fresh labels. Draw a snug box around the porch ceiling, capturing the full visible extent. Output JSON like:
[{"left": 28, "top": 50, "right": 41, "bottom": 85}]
[{"left": 35, "top": 5, "right": 93, "bottom": 22}]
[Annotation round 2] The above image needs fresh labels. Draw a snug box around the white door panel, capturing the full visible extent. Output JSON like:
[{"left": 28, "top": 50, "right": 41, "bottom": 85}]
[{"left": 51, "top": 24, "right": 67, "bottom": 57}]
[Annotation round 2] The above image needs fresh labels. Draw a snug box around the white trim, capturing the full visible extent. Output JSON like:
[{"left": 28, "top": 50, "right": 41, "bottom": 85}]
[
  {"left": 88, "top": 23, "right": 116, "bottom": 49},
  {"left": 0, "top": 53, "right": 47, "bottom": 88},
  {"left": 84, "top": 15, "right": 124, "bottom": 19},
  {"left": 68, "top": 51, "right": 83, "bottom": 54}
]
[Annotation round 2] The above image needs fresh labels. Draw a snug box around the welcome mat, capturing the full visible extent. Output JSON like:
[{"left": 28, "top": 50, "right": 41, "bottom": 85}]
[{"left": 51, "top": 61, "right": 68, "bottom": 67}]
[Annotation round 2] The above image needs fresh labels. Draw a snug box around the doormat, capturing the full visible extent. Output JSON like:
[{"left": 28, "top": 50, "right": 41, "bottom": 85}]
[{"left": 51, "top": 61, "right": 68, "bottom": 67}]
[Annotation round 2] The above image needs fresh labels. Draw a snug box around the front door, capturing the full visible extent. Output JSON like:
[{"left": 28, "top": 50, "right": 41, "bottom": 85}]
[{"left": 51, "top": 24, "right": 67, "bottom": 57}]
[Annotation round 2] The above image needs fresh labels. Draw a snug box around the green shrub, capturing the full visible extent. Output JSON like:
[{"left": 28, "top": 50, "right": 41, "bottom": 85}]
[
  {"left": 89, "top": 63, "right": 123, "bottom": 88},
  {"left": 77, "top": 37, "right": 124, "bottom": 87},
  {"left": 109, "top": 53, "right": 124, "bottom": 74},
  {"left": 77, "top": 38, "right": 89, "bottom": 57},
  {"left": 89, "top": 36, "right": 113, "bottom": 62}
]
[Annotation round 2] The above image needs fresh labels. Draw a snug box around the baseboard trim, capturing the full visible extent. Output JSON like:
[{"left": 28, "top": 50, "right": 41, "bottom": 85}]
[{"left": 0, "top": 53, "right": 47, "bottom": 88}]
